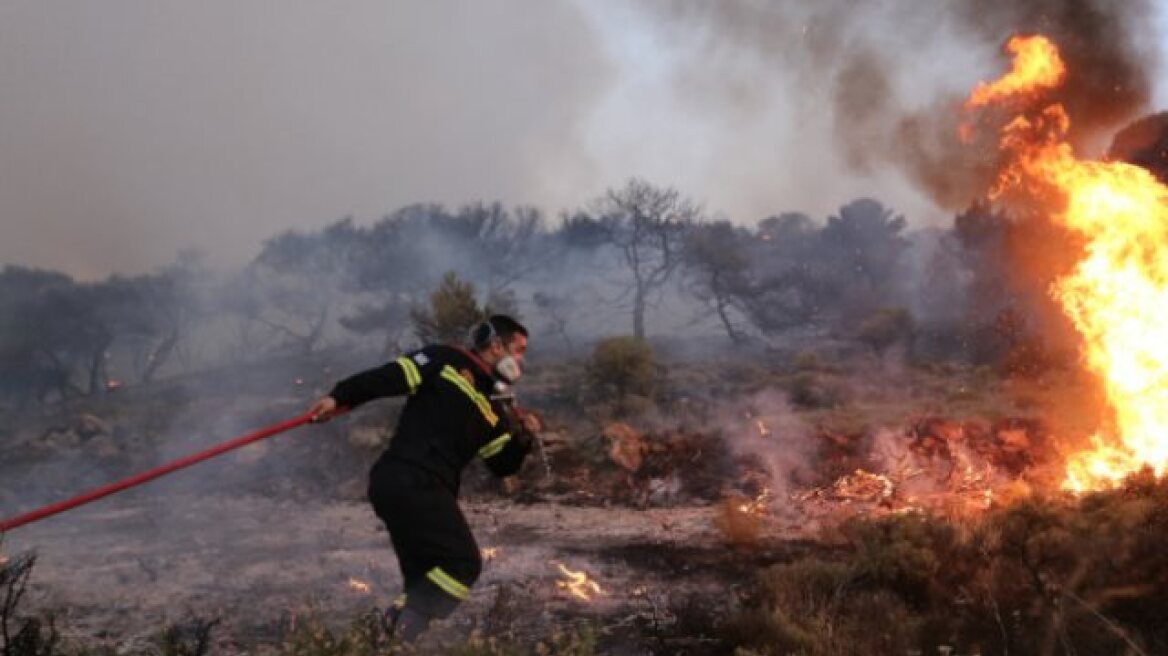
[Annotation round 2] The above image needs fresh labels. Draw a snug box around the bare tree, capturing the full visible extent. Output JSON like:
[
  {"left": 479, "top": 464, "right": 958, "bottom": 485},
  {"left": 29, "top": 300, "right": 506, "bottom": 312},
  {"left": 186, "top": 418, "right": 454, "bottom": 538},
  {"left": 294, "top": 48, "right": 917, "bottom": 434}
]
[
  {"left": 681, "top": 221, "right": 753, "bottom": 344},
  {"left": 233, "top": 219, "right": 359, "bottom": 356},
  {"left": 595, "top": 179, "right": 700, "bottom": 340}
]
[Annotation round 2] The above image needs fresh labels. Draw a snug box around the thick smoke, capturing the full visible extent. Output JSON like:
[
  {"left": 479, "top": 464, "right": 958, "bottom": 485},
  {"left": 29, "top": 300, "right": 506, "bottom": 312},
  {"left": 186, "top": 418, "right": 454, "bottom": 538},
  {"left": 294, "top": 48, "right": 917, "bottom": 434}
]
[{"left": 632, "top": 0, "right": 1160, "bottom": 208}]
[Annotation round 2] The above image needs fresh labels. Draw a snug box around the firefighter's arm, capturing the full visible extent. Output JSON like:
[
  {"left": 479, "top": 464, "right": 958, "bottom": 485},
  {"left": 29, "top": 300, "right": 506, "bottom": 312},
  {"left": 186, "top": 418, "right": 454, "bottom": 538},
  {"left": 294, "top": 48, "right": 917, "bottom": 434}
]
[
  {"left": 323, "top": 348, "right": 438, "bottom": 413},
  {"left": 479, "top": 409, "right": 537, "bottom": 477}
]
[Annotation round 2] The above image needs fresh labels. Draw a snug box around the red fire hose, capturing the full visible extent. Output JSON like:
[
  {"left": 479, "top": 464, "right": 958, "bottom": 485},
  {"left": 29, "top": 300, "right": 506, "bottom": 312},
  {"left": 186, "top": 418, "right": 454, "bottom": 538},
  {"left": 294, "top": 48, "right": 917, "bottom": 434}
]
[{"left": 0, "top": 412, "right": 316, "bottom": 533}]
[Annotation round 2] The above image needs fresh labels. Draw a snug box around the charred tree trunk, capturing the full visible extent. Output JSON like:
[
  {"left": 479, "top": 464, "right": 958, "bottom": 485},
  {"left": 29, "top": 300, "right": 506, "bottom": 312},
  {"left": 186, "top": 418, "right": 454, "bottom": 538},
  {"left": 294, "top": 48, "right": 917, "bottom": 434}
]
[
  {"left": 140, "top": 329, "right": 178, "bottom": 383},
  {"left": 633, "top": 287, "right": 647, "bottom": 341},
  {"left": 86, "top": 339, "right": 111, "bottom": 395}
]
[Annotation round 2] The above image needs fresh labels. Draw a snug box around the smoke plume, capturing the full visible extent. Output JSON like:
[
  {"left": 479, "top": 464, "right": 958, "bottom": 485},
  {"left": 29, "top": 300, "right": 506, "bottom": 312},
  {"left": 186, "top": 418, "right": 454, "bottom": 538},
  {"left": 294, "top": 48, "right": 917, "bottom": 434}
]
[{"left": 632, "top": 0, "right": 1160, "bottom": 208}]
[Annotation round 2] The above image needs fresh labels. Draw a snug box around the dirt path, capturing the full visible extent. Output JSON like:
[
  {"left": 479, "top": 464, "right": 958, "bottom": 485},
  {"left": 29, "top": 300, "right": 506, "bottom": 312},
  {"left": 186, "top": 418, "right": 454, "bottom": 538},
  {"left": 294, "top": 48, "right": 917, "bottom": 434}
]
[{"left": 3, "top": 492, "right": 817, "bottom": 652}]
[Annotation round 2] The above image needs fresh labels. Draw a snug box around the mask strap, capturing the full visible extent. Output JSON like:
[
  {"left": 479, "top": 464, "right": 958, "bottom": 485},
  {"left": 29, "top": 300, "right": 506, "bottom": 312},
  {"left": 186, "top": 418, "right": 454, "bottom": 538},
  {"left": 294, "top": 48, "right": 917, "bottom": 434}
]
[{"left": 450, "top": 345, "right": 493, "bottom": 378}]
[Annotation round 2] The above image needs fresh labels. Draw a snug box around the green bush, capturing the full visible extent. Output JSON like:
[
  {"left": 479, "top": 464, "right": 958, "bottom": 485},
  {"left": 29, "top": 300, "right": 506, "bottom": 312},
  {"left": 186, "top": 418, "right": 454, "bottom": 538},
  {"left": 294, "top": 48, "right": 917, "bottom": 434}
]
[
  {"left": 725, "top": 559, "right": 918, "bottom": 655},
  {"left": 784, "top": 372, "right": 845, "bottom": 409},
  {"left": 840, "top": 513, "right": 966, "bottom": 608},
  {"left": 856, "top": 307, "right": 914, "bottom": 357},
  {"left": 409, "top": 271, "right": 486, "bottom": 345},
  {"left": 791, "top": 350, "right": 823, "bottom": 372},
  {"left": 723, "top": 476, "right": 1168, "bottom": 655},
  {"left": 583, "top": 337, "right": 657, "bottom": 416}
]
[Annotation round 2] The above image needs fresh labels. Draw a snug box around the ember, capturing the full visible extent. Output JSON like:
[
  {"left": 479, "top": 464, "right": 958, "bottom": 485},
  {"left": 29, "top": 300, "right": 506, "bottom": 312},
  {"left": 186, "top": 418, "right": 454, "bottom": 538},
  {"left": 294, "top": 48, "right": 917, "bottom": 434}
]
[{"left": 553, "top": 562, "right": 605, "bottom": 601}]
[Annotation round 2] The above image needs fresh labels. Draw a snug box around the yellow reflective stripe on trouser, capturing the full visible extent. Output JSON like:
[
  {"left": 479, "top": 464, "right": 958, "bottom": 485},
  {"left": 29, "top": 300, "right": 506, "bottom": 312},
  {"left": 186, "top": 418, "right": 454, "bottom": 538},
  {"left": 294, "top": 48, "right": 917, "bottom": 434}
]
[
  {"left": 426, "top": 567, "right": 469, "bottom": 600},
  {"left": 478, "top": 433, "right": 511, "bottom": 459},
  {"left": 396, "top": 357, "right": 422, "bottom": 393},
  {"left": 440, "top": 366, "right": 498, "bottom": 426}
]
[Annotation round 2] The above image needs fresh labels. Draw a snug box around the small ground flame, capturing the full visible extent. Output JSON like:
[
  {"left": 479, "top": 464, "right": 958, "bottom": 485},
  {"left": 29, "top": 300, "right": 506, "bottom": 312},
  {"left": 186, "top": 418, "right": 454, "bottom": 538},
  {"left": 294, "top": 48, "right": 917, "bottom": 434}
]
[
  {"left": 737, "top": 487, "right": 771, "bottom": 515},
  {"left": 481, "top": 547, "right": 500, "bottom": 561},
  {"left": 347, "top": 577, "right": 371, "bottom": 594},
  {"left": 755, "top": 419, "right": 771, "bottom": 438},
  {"left": 553, "top": 562, "right": 605, "bottom": 601}
]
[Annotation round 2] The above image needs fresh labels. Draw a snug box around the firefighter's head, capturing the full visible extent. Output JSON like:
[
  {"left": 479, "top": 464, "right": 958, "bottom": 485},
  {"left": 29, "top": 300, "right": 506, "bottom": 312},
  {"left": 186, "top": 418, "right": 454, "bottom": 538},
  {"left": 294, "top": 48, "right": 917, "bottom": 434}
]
[{"left": 469, "top": 314, "right": 528, "bottom": 382}]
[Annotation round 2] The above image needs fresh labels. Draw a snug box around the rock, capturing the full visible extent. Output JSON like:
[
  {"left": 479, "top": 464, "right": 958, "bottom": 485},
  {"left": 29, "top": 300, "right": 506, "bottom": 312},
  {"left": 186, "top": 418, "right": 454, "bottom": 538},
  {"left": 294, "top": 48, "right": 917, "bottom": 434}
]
[
  {"left": 76, "top": 414, "right": 111, "bottom": 441},
  {"left": 88, "top": 434, "right": 122, "bottom": 458},
  {"left": 336, "top": 478, "right": 367, "bottom": 501},
  {"left": 347, "top": 426, "right": 386, "bottom": 449},
  {"left": 40, "top": 428, "right": 81, "bottom": 449}
]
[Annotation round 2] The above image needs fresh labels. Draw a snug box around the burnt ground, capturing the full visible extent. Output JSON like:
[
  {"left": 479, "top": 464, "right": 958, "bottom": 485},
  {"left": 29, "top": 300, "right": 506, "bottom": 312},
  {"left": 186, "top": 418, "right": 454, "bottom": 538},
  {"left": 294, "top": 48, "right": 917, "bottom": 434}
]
[
  {"left": 0, "top": 353, "right": 1094, "bottom": 654},
  {"left": 2, "top": 489, "right": 830, "bottom": 655}
]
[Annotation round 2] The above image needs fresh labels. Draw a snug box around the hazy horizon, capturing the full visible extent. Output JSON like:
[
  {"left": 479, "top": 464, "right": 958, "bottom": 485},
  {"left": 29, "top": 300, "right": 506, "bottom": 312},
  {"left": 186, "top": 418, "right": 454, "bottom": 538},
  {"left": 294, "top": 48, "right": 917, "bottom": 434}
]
[{"left": 3, "top": 0, "right": 1166, "bottom": 280}]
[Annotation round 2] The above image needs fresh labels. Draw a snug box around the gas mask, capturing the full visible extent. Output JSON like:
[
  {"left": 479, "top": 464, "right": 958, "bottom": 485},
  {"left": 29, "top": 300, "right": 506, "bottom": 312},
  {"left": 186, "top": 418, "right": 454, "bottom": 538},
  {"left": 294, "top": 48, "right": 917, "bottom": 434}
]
[{"left": 494, "top": 353, "right": 522, "bottom": 384}]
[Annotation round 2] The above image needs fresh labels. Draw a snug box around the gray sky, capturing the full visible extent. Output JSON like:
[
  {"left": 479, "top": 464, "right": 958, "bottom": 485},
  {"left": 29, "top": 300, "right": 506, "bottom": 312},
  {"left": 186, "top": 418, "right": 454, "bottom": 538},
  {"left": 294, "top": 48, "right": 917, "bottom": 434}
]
[{"left": 2, "top": 1, "right": 1167, "bottom": 279}]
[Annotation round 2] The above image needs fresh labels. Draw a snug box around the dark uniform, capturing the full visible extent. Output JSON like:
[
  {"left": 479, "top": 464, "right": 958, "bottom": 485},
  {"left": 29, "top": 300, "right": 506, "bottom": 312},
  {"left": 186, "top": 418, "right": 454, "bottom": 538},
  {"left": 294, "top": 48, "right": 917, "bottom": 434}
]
[{"left": 328, "top": 343, "right": 531, "bottom": 626}]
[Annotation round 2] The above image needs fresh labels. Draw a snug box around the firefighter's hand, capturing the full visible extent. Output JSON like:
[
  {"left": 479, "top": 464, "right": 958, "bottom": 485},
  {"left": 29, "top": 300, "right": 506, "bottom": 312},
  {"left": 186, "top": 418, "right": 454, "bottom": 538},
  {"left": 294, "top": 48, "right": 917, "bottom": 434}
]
[{"left": 308, "top": 396, "right": 340, "bottom": 423}]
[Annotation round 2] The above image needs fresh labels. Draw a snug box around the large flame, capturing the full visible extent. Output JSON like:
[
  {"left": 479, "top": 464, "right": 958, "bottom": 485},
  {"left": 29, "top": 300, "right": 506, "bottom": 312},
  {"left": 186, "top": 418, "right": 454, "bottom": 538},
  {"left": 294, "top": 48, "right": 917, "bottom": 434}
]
[{"left": 967, "top": 35, "right": 1168, "bottom": 491}]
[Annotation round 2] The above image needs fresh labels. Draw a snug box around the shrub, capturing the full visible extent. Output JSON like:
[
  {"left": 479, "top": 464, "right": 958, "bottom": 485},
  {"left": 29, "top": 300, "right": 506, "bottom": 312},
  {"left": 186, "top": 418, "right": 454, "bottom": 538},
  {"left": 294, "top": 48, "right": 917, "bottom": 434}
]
[
  {"left": 839, "top": 513, "right": 966, "bottom": 608},
  {"left": 279, "top": 609, "right": 379, "bottom": 656},
  {"left": 158, "top": 617, "right": 220, "bottom": 656},
  {"left": 725, "top": 559, "right": 918, "bottom": 655},
  {"left": 723, "top": 477, "right": 1168, "bottom": 655},
  {"left": 791, "top": 350, "right": 823, "bottom": 372},
  {"left": 0, "top": 552, "right": 60, "bottom": 656},
  {"left": 856, "top": 307, "right": 914, "bottom": 357},
  {"left": 583, "top": 337, "right": 657, "bottom": 416},
  {"left": 409, "top": 271, "right": 485, "bottom": 345},
  {"left": 784, "top": 372, "right": 844, "bottom": 409}
]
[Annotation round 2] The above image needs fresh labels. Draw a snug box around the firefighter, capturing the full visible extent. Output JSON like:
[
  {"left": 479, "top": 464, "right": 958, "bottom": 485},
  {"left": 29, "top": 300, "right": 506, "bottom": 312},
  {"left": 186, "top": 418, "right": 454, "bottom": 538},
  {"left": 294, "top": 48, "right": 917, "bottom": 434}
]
[{"left": 307, "top": 314, "right": 540, "bottom": 643}]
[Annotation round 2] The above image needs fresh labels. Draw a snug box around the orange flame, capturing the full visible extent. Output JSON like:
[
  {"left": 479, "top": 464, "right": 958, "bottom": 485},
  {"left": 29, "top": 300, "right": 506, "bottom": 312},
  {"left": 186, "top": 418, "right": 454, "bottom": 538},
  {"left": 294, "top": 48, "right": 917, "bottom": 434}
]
[
  {"left": 737, "top": 487, "right": 772, "bottom": 515},
  {"left": 755, "top": 419, "right": 771, "bottom": 438},
  {"left": 966, "top": 35, "right": 1066, "bottom": 109},
  {"left": 553, "top": 562, "right": 604, "bottom": 601},
  {"left": 968, "top": 35, "right": 1168, "bottom": 491},
  {"left": 347, "top": 577, "right": 371, "bottom": 594}
]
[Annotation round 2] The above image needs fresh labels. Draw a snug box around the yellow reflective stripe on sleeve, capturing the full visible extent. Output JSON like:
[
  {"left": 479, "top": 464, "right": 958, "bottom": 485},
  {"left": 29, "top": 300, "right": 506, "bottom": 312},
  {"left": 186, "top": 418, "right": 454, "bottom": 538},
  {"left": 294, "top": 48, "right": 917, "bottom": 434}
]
[
  {"left": 396, "top": 357, "right": 422, "bottom": 393},
  {"left": 391, "top": 593, "right": 407, "bottom": 610},
  {"left": 426, "top": 567, "right": 469, "bottom": 600},
  {"left": 440, "top": 366, "right": 498, "bottom": 426},
  {"left": 478, "top": 433, "right": 511, "bottom": 459}
]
